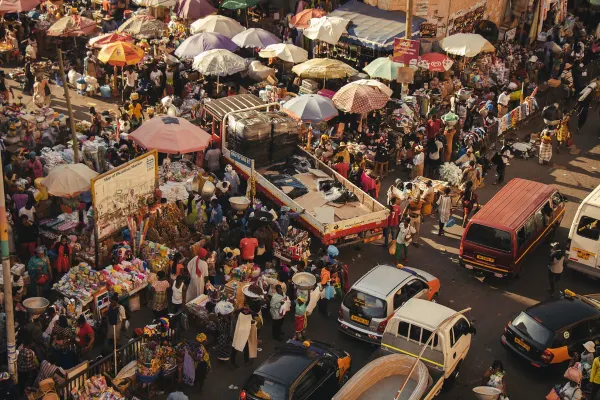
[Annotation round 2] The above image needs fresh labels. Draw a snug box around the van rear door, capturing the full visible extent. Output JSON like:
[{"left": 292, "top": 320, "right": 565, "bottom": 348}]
[
  {"left": 569, "top": 210, "right": 600, "bottom": 270},
  {"left": 461, "top": 223, "right": 514, "bottom": 275}
]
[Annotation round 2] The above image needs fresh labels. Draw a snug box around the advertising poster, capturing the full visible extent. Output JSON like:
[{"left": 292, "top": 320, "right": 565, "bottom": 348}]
[
  {"left": 449, "top": 5, "right": 485, "bottom": 35},
  {"left": 415, "top": 0, "right": 428, "bottom": 16},
  {"left": 92, "top": 151, "right": 159, "bottom": 240},
  {"left": 393, "top": 38, "right": 419, "bottom": 66},
  {"left": 420, "top": 23, "right": 438, "bottom": 38}
]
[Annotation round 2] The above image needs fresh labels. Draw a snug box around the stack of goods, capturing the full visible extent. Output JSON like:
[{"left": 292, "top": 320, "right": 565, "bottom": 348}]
[
  {"left": 82, "top": 139, "right": 109, "bottom": 173},
  {"left": 459, "top": 127, "right": 487, "bottom": 149},
  {"left": 40, "top": 146, "right": 72, "bottom": 174},
  {"left": 160, "top": 160, "right": 200, "bottom": 183},
  {"left": 439, "top": 162, "right": 463, "bottom": 187},
  {"left": 140, "top": 241, "right": 173, "bottom": 273},
  {"left": 161, "top": 345, "right": 178, "bottom": 376},
  {"left": 298, "top": 79, "right": 319, "bottom": 95},
  {"left": 53, "top": 263, "right": 102, "bottom": 304},
  {"left": 264, "top": 112, "right": 300, "bottom": 163},
  {"left": 137, "top": 341, "right": 164, "bottom": 378},
  {"left": 145, "top": 203, "right": 192, "bottom": 248},
  {"left": 71, "top": 375, "right": 125, "bottom": 400},
  {"left": 489, "top": 60, "right": 509, "bottom": 86},
  {"left": 227, "top": 110, "right": 273, "bottom": 167},
  {"left": 76, "top": 120, "right": 92, "bottom": 133},
  {"left": 100, "top": 259, "right": 148, "bottom": 297},
  {"left": 185, "top": 293, "right": 209, "bottom": 318},
  {"left": 274, "top": 227, "right": 310, "bottom": 262},
  {"left": 224, "top": 280, "right": 251, "bottom": 307}
]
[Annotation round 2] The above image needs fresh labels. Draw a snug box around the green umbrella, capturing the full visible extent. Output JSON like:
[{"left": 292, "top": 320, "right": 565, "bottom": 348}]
[
  {"left": 220, "top": 0, "right": 260, "bottom": 9},
  {"left": 363, "top": 57, "right": 404, "bottom": 81}
]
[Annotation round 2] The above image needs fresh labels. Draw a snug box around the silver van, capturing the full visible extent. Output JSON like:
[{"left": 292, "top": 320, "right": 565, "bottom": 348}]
[{"left": 337, "top": 265, "right": 441, "bottom": 344}]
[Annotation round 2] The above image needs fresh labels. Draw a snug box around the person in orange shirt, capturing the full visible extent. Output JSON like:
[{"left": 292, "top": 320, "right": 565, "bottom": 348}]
[{"left": 318, "top": 262, "right": 332, "bottom": 317}]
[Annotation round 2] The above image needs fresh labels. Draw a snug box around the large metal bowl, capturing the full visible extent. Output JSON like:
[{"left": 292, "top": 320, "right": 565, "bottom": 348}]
[
  {"left": 23, "top": 297, "right": 50, "bottom": 315},
  {"left": 292, "top": 272, "right": 317, "bottom": 290},
  {"left": 229, "top": 196, "right": 251, "bottom": 211}
]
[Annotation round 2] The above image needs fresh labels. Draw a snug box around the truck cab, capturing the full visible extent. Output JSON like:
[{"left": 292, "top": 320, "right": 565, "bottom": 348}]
[{"left": 379, "top": 299, "right": 475, "bottom": 398}]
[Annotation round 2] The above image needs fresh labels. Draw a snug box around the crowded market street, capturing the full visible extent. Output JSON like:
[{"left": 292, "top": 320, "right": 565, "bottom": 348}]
[{"left": 0, "top": 0, "right": 600, "bottom": 399}]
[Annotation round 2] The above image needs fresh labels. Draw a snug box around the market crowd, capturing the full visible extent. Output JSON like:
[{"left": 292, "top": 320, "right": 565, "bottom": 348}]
[{"left": 0, "top": 0, "right": 598, "bottom": 397}]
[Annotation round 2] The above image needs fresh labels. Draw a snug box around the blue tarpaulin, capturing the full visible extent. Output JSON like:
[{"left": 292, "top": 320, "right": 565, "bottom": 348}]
[{"left": 329, "top": 0, "right": 425, "bottom": 51}]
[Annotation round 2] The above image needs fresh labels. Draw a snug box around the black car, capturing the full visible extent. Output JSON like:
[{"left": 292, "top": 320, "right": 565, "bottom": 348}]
[
  {"left": 501, "top": 291, "right": 600, "bottom": 368},
  {"left": 240, "top": 340, "right": 352, "bottom": 400}
]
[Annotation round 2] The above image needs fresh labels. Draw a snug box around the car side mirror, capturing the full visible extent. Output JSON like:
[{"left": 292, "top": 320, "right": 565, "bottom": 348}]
[{"left": 469, "top": 325, "right": 477, "bottom": 335}]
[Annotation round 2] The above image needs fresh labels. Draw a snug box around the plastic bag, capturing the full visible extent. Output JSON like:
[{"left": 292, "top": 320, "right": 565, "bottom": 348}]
[
  {"left": 445, "top": 217, "right": 456, "bottom": 228},
  {"left": 388, "top": 241, "right": 396, "bottom": 255},
  {"left": 280, "top": 298, "right": 291, "bottom": 316},
  {"left": 325, "top": 284, "right": 335, "bottom": 300}
]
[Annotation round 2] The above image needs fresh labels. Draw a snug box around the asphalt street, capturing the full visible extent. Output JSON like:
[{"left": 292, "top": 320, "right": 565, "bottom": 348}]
[{"left": 4, "top": 71, "right": 600, "bottom": 399}]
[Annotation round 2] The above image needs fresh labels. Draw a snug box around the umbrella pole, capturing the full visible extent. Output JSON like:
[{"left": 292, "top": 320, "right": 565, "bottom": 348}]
[{"left": 57, "top": 49, "right": 80, "bottom": 163}]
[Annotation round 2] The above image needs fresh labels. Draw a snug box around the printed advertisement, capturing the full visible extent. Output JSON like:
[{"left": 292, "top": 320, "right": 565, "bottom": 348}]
[
  {"left": 448, "top": 2, "right": 485, "bottom": 35},
  {"left": 420, "top": 23, "right": 438, "bottom": 38},
  {"left": 415, "top": 0, "right": 428, "bottom": 16},
  {"left": 393, "top": 38, "right": 419, "bottom": 66},
  {"left": 92, "top": 151, "right": 159, "bottom": 240}
]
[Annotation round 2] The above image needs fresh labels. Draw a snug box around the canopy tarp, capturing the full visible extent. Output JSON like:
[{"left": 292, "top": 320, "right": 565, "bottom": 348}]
[{"left": 329, "top": 0, "right": 424, "bottom": 51}]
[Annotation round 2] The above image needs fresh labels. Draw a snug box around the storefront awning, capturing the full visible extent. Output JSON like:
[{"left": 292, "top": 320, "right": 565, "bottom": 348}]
[{"left": 329, "top": 0, "right": 425, "bottom": 51}]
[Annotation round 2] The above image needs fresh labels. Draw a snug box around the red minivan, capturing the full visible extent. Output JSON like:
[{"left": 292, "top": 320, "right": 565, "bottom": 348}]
[{"left": 460, "top": 178, "right": 566, "bottom": 277}]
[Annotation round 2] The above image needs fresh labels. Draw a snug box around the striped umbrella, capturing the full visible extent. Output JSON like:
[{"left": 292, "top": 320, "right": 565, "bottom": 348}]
[
  {"left": 98, "top": 41, "right": 145, "bottom": 67},
  {"left": 332, "top": 80, "right": 391, "bottom": 114},
  {"left": 88, "top": 32, "right": 134, "bottom": 49}
]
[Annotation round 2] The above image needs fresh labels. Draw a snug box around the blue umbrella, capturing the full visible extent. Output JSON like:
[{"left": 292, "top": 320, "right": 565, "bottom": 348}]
[
  {"left": 174, "top": 32, "right": 238, "bottom": 59},
  {"left": 282, "top": 94, "right": 339, "bottom": 122}
]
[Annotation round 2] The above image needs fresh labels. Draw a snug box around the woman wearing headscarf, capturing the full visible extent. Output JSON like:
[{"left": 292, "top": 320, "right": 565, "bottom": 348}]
[
  {"left": 214, "top": 301, "right": 234, "bottom": 362},
  {"left": 51, "top": 235, "right": 72, "bottom": 279},
  {"left": 151, "top": 271, "right": 170, "bottom": 319},
  {"left": 25, "top": 152, "right": 43, "bottom": 180},
  {"left": 27, "top": 246, "right": 52, "bottom": 296},
  {"left": 186, "top": 247, "right": 209, "bottom": 302}
]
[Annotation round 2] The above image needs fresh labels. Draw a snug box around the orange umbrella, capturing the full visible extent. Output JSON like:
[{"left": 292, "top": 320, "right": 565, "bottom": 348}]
[
  {"left": 97, "top": 41, "right": 145, "bottom": 67},
  {"left": 88, "top": 32, "right": 134, "bottom": 49},
  {"left": 291, "top": 8, "right": 327, "bottom": 29}
]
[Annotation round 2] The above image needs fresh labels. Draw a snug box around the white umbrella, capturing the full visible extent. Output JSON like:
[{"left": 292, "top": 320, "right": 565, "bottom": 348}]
[
  {"left": 190, "top": 15, "right": 245, "bottom": 38},
  {"left": 439, "top": 33, "right": 495, "bottom": 57},
  {"left": 232, "top": 28, "right": 280, "bottom": 49},
  {"left": 192, "top": 48, "right": 247, "bottom": 76},
  {"left": 283, "top": 94, "right": 338, "bottom": 122},
  {"left": 43, "top": 163, "right": 99, "bottom": 198},
  {"left": 248, "top": 60, "right": 275, "bottom": 81},
  {"left": 258, "top": 43, "right": 308, "bottom": 63},
  {"left": 363, "top": 57, "right": 404, "bottom": 81},
  {"left": 303, "top": 16, "right": 349, "bottom": 45},
  {"left": 351, "top": 79, "right": 393, "bottom": 97}
]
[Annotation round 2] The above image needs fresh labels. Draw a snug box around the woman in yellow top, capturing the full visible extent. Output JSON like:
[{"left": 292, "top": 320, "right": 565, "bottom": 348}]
[
  {"left": 556, "top": 110, "right": 571, "bottom": 153},
  {"left": 590, "top": 354, "right": 600, "bottom": 398}
]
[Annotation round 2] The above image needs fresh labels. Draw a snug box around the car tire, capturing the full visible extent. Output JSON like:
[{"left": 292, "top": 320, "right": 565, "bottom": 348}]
[
  {"left": 443, "top": 361, "right": 461, "bottom": 390},
  {"left": 431, "top": 293, "right": 440, "bottom": 303}
]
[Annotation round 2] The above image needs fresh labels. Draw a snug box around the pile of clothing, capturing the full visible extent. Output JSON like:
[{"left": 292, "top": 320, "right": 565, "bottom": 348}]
[{"left": 317, "top": 179, "right": 358, "bottom": 204}]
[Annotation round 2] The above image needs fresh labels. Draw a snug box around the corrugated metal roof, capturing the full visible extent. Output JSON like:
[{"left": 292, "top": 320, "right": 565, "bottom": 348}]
[
  {"left": 473, "top": 178, "right": 556, "bottom": 230},
  {"left": 204, "top": 94, "right": 265, "bottom": 120}
]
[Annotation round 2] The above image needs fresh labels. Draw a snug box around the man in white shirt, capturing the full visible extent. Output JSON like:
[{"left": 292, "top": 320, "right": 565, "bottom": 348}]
[
  {"left": 497, "top": 88, "right": 511, "bottom": 117},
  {"left": 149, "top": 65, "right": 163, "bottom": 103},
  {"left": 411, "top": 145, "right": 425, "bottom": 178},
  {"left": 123, "top": 67, "right": 138, "bottom": 102},
  {"left": 43, "top": 307, "right": 59, "bottom": 339},
  {"left": 427, "top": 137, "right": 444, "bottom": 177}
]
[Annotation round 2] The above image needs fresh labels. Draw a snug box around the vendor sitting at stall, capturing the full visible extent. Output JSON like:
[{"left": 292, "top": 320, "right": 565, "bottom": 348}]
[{"left": 74, "top": 315, "right": 94, "bottom": 355}]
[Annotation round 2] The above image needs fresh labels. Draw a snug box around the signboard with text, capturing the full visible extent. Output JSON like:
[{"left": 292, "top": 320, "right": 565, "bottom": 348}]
[{"left": 393, "top": 38, "right": 419, "bottom": 66}]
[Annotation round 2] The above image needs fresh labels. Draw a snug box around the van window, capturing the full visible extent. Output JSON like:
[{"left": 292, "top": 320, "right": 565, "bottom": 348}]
[
  {"left": 577, "top": 216, "right": 600, "bottom": 241},
  {"left": 524, "top": 216, "right": 537, "bottom": 239},
  {"left": 464, "top": 223, "right": 512, "bottom": 252},
  {"left": 450, "top": 318, "right": 470, "bottom": 346},
  {"left": 394, "top": 290, "right": 409, "bottom": 310},
  {"left": 343, "top": 289, "right": 387, "bottom": 319},
  {"left": 552, "top": 192, "right": 564, "bottom": 206},
  {"left": 517, "top": 228, "right": 526, "bottom": 248},
  {"left": 535, "top": 209, "right": 545, "bottom": 229},
  {"left": 397, "top": 322, "right": 439, "bottom": 347}
]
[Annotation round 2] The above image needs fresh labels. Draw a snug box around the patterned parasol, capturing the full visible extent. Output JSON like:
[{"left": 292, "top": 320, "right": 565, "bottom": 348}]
[
  {"left": 292, "top": 58, "right": 357, "bottom": 79},
  {"left": 97, "top": 41, "right": 145, "bottom": 67},
  {"left": 47, "top": 15, "right": 97, "bottom": 37},
  {"left": 332, "top": 80, "right": 391, "bottom": 114},
  {"left": 88, "top": 32, "right": 134, "bottom": 49},
  {"left": 117, "top": 15, "right": 167, "bottom": 39}
]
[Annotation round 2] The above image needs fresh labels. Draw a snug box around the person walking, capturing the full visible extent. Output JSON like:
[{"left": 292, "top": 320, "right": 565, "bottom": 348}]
[
  {"left": 590, "top": 352, "right": 600, "bottom": 399},
  {"left": 384, "top": 197, "right": 402, "bottom": 247},
  {"left": 548, "top": 242, "right": 564, "bottom": 296},
  {"left": 318, "top": 263, "right": 332, "bottom": 317},
  {"left": 407, "top": 196, "right": 423, "bottom": 247},
  {"left": 270, "top": 284, "right": 285, "bottom": 340},
  {"left": 171, "top": 275, "right": 187, "bottom": 313},
  {"left": 395, "top": 218, "right": 416, "bottom": 263},
  {"left": 437, "top": 187, "right": 453, "bottom": 236}
]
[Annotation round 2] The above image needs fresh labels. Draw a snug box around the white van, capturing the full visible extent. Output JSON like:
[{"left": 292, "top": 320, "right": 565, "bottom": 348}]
[{"left": 567, "top": 184, "right": 600, "bottom": 277}]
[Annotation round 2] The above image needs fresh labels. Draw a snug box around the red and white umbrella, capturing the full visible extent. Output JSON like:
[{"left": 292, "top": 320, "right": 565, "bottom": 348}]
[
  {"left": 417, "top": 52, "right": 454, "bottom": 72},
  {"left": 129, "top": 116, "right": 212, "bottom": 154},
  {"left": 88, "top": 32, "right": 134, "bottom": 49},
  {"left": 332, "top": 79, "right": 391, "bottom": 114}
]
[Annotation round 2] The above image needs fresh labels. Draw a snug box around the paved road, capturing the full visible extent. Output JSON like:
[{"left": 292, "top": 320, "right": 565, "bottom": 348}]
[{"left": 5, "top": 69, "right": 600, "bottom": 399}]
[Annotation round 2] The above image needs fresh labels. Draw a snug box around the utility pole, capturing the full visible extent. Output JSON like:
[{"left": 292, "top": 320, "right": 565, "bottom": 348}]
[
  {"left": 400, "top": 0, "right": 414, "bottom": 99},
  {"left": 57, "top": 48, "right": 80, "bottom": 163},
  {"left": 0, "top": 158, "right": 17, "bottom": 382}
]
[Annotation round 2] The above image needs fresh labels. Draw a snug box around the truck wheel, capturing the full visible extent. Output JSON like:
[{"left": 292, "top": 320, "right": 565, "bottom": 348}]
[{"left": 444, "top": 362, "right": 461, "bottom": 390}]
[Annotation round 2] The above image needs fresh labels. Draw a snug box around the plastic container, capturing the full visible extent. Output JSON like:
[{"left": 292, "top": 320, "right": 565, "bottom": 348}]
[
  {"left": 100, "top": 85, "right": 112, "bottom": 98},
  {"left": 472, "top": 386, "right": 502, "bottom": 400}
]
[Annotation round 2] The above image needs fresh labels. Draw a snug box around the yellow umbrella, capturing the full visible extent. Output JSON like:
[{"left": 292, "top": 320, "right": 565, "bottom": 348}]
[
  {"left": 97, "top": 41, "right": 145, "bottom": 66},
  {"left": 291, "top": 58, "right": 358, "bottom": 79}
]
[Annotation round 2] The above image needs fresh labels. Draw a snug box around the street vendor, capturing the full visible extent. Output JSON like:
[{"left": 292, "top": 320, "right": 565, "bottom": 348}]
[
  {"left": 408, "top": 195, "right": 424, "bottom": 248},
  {"left": 411, "top": 145, "right": 425, "bottom": 179},
  {"left": 106, "top": 294, "right": 127, "bottom": 349},
  {"left": 27, "top": 246, "right": 52, "bottom": 297}
]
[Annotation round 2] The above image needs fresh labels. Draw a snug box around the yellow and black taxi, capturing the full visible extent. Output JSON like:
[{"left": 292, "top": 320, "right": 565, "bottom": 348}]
[
  {"left": 240, "top": 340, "right": 351, "bottom": 400},
  {"left": 501, "top": 290, "right": 600, "bottom": 368}
]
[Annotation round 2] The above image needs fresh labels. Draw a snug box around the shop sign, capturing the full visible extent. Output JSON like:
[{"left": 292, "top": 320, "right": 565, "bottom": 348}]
[
  {"left": 91, "top": 150, "right": 159, "bottom": 240},
  {"left": 393, "top": 38, "right": 419, "bottom": 66},
  {"left": 415, "top": 0, "right": 428, "bottom": 16},
  {"left": 230, "top": 150, "right": 253, "bottom": 168},
  {"left": 420, "top": 23, "right": 438, "bottom": 38}
]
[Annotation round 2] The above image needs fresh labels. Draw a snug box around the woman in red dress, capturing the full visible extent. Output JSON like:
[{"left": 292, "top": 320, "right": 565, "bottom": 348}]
[{"left": 52, "top": 235, "right": 72, "bottom": 278}]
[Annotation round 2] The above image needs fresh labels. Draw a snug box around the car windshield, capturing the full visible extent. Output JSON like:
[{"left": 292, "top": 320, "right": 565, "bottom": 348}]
[
  {"left": 343, "top": 289, "right": 387, "bottom": 319},
  {"left": 245, "top": 375, "right": 287, "bottom": 400},
  {"left": 465, "top": 223, "right": 512, "bottom": 253},
  {"left": 512, "top": 312, "right": 553, "bottom": 346}
]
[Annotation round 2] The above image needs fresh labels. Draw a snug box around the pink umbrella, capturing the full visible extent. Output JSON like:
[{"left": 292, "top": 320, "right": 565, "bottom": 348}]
[
  {"left": 88, "top": 32, "right": 134, "bottom": 49},
  {"left": 129, "top": 116, "right": 212, "bottom": 154},
  {"left": 175, "top": 0, "right": 216, "bottom": 20},
  {"left": 417, "top": 53, "right": 454, "bottom": 72},
  {"left": 0, "top": 0, "right": 40, "bottom": 12},
  {"left": 48, "top": 15, "right": 97, "bottom": 37}
]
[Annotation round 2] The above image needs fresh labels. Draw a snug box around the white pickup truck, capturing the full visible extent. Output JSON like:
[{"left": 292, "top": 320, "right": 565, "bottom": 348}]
[{"left": 334, "top": 299, "right": 475, "bottom": 400}]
